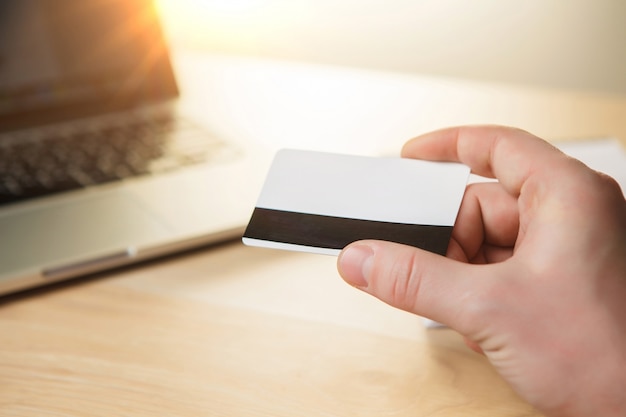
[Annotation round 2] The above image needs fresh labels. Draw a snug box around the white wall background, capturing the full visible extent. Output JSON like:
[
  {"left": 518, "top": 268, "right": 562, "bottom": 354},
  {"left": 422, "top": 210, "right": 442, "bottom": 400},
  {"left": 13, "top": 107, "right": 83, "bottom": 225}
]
[{"left": 157, "top": 0, "right": 626, "bottom": 94}]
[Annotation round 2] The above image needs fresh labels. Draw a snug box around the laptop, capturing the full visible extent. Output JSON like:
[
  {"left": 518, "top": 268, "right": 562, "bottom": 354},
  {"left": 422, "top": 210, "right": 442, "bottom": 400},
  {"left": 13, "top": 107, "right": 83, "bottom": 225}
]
[{"left": 0, "top": 0, "right": 270, "bottom": 295}]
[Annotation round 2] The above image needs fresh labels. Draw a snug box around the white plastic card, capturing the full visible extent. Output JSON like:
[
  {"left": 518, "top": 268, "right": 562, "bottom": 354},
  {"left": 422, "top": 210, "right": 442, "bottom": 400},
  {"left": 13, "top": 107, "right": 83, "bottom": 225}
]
[{"left": 243, "top": 149, "right": 470, "bottom": 256}]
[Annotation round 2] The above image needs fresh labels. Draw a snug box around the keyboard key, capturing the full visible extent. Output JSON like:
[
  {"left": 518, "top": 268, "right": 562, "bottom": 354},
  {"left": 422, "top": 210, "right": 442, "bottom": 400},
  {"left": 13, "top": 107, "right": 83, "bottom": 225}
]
[{"left": 0, "top": 113, "right": 228, "bottom": 205}]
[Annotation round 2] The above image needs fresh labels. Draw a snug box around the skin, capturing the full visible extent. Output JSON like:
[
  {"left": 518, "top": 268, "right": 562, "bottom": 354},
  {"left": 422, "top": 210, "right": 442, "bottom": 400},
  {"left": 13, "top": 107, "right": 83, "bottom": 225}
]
[{"left": 337, "top": 125, "right": 626, "bottom": 417}]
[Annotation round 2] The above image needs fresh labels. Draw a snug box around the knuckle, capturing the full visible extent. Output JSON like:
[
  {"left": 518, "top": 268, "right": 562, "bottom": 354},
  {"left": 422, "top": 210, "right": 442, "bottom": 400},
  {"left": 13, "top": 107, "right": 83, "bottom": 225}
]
[
  {"left": 384, "top": 250, "right": 423, "bottom": 312},
  {"left": 595, "top": 171, "right": 624, "bottom": 197}
]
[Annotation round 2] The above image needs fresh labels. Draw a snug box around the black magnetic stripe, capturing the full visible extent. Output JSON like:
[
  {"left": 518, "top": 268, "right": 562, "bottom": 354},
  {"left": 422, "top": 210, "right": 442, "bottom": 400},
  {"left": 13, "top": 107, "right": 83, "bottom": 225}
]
[{"left": 243, "top": 207, "right": 453, "bottom": 255}]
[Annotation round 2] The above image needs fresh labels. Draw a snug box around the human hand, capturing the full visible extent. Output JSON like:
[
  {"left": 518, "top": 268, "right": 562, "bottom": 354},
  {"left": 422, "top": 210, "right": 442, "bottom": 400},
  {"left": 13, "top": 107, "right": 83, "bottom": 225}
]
[{"left": 337, "top": 126, "right": 626, "bottom": 417}]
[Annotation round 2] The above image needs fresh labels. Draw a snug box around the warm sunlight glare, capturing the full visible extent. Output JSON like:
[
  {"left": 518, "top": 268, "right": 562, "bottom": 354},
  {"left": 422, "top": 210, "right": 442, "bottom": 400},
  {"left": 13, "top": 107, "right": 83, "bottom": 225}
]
[{"left": 154, "top": 0, "right": 268, "bottom": 51}]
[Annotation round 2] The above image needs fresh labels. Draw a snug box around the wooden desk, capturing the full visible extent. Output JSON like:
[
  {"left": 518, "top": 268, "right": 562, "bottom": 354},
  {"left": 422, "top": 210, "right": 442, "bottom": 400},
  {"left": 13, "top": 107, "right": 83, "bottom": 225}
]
[
  {"left": 1, "top": 244, "right": 538, "bottom": 416},
  {"left": 2, "top": 51, "right": 626, "bottom": 416}
]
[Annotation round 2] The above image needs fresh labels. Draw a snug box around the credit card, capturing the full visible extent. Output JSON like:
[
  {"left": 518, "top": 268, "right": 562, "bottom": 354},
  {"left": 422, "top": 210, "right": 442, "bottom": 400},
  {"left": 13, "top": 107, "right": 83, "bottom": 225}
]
[{"left": 243, "top": 149, "right": 470, "bottom": 255}]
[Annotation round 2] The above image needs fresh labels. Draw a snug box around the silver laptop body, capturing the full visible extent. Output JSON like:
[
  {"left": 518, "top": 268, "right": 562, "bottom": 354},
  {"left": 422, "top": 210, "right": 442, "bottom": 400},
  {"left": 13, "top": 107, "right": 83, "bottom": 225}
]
[{"left": 0, "top": 0, "right": 268, "bottom": 295}]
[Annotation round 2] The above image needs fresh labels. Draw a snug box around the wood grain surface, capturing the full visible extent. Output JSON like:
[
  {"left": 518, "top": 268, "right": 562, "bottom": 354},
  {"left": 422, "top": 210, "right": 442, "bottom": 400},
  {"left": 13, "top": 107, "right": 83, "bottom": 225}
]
[{"left": 1, "top": 243, "right": 540, "bottom": 416}]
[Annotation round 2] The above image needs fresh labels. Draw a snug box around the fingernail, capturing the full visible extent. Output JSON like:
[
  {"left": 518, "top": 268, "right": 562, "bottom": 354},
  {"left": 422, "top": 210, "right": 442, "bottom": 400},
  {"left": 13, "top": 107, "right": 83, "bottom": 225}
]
[{"left": 338, "top": 243, "right": 374, "bottom": 288}]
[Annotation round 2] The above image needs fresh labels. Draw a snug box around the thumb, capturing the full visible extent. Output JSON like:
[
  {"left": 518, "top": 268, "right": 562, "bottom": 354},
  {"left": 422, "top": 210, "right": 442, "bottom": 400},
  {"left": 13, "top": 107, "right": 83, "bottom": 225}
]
[{"left": 337, "top": 240, "right": 483, "bottom": 329}]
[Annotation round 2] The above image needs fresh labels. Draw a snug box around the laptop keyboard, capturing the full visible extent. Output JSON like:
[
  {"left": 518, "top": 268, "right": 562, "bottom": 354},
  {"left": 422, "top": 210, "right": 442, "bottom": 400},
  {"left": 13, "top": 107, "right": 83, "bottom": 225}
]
[{"left": 0, "top": 113, "right": 230, "bottom": 205}]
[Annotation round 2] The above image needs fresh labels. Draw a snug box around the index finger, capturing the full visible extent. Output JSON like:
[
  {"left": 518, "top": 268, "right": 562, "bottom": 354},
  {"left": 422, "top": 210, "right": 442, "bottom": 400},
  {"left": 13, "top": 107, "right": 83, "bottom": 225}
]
[{"left": 401, "top": 125, "right": 568, "bottom": 197}]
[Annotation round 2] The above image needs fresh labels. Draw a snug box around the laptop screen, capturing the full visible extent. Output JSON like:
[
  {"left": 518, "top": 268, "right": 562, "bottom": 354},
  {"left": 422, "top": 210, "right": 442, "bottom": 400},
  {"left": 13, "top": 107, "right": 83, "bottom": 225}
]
[{"left": 0, "top": 0, "right": 178, "bottom": 131}]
